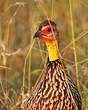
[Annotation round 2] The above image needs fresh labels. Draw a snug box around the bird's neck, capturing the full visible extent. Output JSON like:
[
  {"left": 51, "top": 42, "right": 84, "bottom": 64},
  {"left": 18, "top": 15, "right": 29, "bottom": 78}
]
[{"left": 45, "top": 40, "right": 59, "bottom": 61}]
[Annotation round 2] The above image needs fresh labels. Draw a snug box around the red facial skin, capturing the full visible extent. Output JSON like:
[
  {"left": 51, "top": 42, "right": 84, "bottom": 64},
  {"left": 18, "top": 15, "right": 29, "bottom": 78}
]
[
  {"left": 41, "top": 27, "right": 52, "bottom": 35},
  {"left": 40, "top": 36, "right": 54, "bottom": 44},
  {"left": 40, "top": 26, "right": 55, "bottom": 44}
]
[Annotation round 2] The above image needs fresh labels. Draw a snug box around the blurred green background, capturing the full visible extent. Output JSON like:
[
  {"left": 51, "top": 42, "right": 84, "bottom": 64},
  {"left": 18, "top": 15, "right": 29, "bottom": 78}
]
[{"left": 0, "top": 0, "right": 88, "bottom": 110}]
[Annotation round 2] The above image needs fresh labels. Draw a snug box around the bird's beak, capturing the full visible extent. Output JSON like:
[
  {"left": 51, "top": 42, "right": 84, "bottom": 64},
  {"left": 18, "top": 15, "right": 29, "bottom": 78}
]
[{"left": 33, "top": 30, "right": 41, "bottom": 38}]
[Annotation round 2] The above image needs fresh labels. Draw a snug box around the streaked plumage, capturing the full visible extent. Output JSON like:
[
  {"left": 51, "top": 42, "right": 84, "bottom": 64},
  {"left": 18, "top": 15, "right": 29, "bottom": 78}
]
[{"left": 22, "top": 20, "right": 82, "bottom": 110}]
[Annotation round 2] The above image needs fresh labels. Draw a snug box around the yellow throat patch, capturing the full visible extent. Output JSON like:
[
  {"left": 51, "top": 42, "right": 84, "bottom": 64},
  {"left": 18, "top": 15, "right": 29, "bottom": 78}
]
[{"left": 46, "top": 40, "right": 59, "bottom": 61}]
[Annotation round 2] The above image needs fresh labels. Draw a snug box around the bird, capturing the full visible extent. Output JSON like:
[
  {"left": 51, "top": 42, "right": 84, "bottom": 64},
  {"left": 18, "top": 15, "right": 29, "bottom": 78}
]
[{"left": 22, "top": 20, "right": 82, "bottom": 110}]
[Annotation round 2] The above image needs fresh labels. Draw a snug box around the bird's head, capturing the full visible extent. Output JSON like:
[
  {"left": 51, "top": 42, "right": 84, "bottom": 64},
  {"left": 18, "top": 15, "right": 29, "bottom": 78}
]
[
  {"left": 34, "top": 20, "right": 60, "bottom": 61},
  {"left": 34, "top": 20, "right": 59, "bottom": 44}
]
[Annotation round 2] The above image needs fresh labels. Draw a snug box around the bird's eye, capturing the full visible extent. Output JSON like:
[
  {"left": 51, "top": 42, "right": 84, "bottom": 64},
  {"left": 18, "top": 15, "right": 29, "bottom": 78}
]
[
  {"left": 47, "top": 28, "right": 51, "bottom": 32},
  {"left": 41, "top": 27, "right": 53, "bottom": 35}
]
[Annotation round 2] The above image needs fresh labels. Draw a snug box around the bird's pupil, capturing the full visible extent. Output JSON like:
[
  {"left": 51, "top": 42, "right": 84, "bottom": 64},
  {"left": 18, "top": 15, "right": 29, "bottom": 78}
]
[{"left": 47, "top": 28, "right": 51, "bottom": 32}]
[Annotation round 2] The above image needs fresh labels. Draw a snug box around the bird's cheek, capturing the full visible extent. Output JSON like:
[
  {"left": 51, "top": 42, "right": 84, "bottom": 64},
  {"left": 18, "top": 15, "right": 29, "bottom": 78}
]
[
  {"left": 39, "top": 36, "right": 47, "bottom": 42},
  {"left": 39, "top": 36, "right": 54, "bottom": 44}
]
